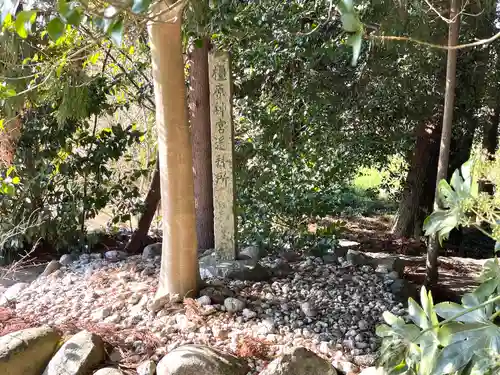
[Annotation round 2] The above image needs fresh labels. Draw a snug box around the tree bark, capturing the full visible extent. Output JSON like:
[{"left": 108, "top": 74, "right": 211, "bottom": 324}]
[
  {"left": 124, "top": 157, "right": 160, "bottom": 253},
  {"left": 189, "top": 38, "right": 214, "bottom": 251},
  {"left": 426, "top": 0, "right": 460, "bottom": 286},
  {"left": 148, "top": 1, "right": 199, "bottom": 298},
  {"left": 392, "top": 118, "right": 441, "bottom": 238}
]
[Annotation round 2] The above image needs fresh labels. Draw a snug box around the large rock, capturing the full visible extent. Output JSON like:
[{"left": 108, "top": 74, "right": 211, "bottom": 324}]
[
  {"left": 346, "top": 250, "right": 368, "bottom": 266},
  {"left": 259, "top": 347, "right": 337, "bottom": 375},
  {"left": 237, "top": 246, "right": 262, "bottom": 261},
  {"left": 43, "top": 330, "right": 105, "bottom": 375},
  {"left": 0, "top": 282, "right": 28, "bottom": 306},
  {"left": 143, "top": 243, "right": 162, "bottom": 260},
  {"left": 0, "top": 326, "right": 61, "bottom": 375},
  {"left": 93, "top": 368, "right": 123, "bottom": 375},
  {"left": 41, "top": 260, "right": 61, "bottom": 277},
  {"left": 104, "top": 250, "right": 127, "bottom": 262},
  {"left": 59, "top": 254, "right": 73, "bottom": 266},
  {"left": 367, "top": 255, "right": 405, "bottom": 277},
  {"left": 199, "top": 253, "right": 271, "bottom": 281},
  {"left": 156, "top": 345, "right": 249, "bottom": 375}
]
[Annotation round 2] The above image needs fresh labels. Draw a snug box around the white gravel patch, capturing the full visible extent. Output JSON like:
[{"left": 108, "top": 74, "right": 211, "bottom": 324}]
[{"left": 10, "top": 252, "right": 405, "bottom": 372}]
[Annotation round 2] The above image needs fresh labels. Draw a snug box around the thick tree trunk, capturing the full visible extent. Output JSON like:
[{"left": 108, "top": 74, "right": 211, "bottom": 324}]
[
  {"left": 189, "top": 38, "right": 214, "bottom": 251},
  {"left": 148, "top": 1, "right": 199, "bottom": 298},
  {"left": 426, "top": 0, "right": 460, "bottom": 286},
  {"left": 124, "top": 157, "right": 160, "bottom": 253},
  {"left": 392, "top": 118, "right": 441, "bottom": 238}
]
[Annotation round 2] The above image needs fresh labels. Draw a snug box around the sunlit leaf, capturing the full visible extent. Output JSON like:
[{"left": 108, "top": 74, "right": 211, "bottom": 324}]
[
  {"left": 0, "top": 0, "right": 19, "bottom": 25},
  {"left": 408, "top": 297, "right": 429, "bottom": 329},
  {"left": 341, "top": 12, "right": 360, "bottom": 33},
  {"left": 47, "top": 17, "right": 65, "bottom": 41},
  {"left": 14, "top": 10, "right": 36, "bottom": 39},
  {"left": 109, "top": 18, "right": 123, "bottom": 45},
  {"left": 346, "top": 30, "right": 363, "bottom": 66}
]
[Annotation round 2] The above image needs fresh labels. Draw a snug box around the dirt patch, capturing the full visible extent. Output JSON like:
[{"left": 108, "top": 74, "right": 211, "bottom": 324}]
[{"left": 342, "top": 215, "right": 492, "bottom": 302}]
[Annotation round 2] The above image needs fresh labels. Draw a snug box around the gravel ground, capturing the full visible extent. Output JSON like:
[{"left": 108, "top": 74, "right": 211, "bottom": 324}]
[{"left": 9, "top": 251, "right": 405, "bottom": 374}]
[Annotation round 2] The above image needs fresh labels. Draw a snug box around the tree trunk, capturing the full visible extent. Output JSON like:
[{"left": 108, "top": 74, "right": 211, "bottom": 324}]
[
  {"left": 124, "top": 157, "right": 160, "bottom": 253},
  {"left": 392, "top": 118, "right": 441, "bottom": 238},
  {"left": 426, "top": 0, "right": 460, "bottom": 286},
  {"left": 189, "top": 38, "right": 214, "bottom": 251},
  {"left": 148, "top": 1, "right": 199, "bottom": 298}
]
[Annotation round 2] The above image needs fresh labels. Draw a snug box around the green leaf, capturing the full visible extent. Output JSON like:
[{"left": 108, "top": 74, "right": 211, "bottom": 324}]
[
  {"left": 383, "top": 311, "right": 405, "bottom": 326},
  {"left": 431, "top": 339, "right": 478, "bottom": 375},
  {"left": 341, "top": 12, "right": 360, "bottom": 33},
  {"left": 1, "top": 0, "right": 18, "bottom": 24},
  {"left": 14, "top": 10, "right": 36, "bottom": 39},
  {"left": 346, "top": 30, "right": 363, "bottom": 66},
  {"left": 47, "top": 17, "right": 65, "bottom": 41},
  {"left": 11, "top": 176, "right": 20, "bottom": 184},
  {"left": 435, "top": 301, "right": 485, "bottom": 323},
  {"left": 408, "top": 297, "right": 429, "bottom": 329},
  {"left": 131, "top": 0, "right": 152, "bottom": 14},
  {"left": 421, "top": 287, "right": 439, "bottom": 326},
  {"left": 376, "top": 324, "right": 394, "bottom": 337},
  {"left": 58, "top": 0, "right": 82, "bottom": 26},
  {"left": 109, "top": 18, "right": 123, "bottom": 45}
]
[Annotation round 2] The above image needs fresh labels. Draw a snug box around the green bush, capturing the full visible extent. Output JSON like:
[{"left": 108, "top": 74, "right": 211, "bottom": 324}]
[
  {"left": 0, "top": 78, "right": 147, "bottom": 257},
  {"left": 377, "top": 158, "right": 500, "bottom": 375}
]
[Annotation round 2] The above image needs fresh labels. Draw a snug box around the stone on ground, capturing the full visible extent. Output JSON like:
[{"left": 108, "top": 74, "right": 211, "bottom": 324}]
[
  {"left": 238, "top": 246, "right": 261, "bottom": 261},
  {"left": 346, "top": 250, "right": 367, "bottom": 266},
  {"left": 104, "top": 250, "right": 127, "bottom": 262},
  {"left": 41, "top": 260, "right": 61, "bottom": 277},
  {"left": 43, "top": 330, "right": 105, "bottom": 375},
  {"left": 59, "top": 254, "right": 73, "bottom": 266},
  {"left": 156, "top": 344, "right": 249, "bottom": 375},
  {"left": 359, "top": 367, "right": 387, "bottom": 375},
  {"left": 137, "top": 360, "right": 156, "bottom": 375},
  {"left": 259, "top": 347, "right": 337, "bottom": 375},
  {"left": 0, "top": 326, "right": 61, "bottom": 375},
  {"left": 143, "top": 243, "right": 162, "bottom": 260},
  {"left": 0, "top": 282, "right": 29, "bottom": 306},
  {"left": 93, "top": 368, "right": 123, "bottom": 375}
]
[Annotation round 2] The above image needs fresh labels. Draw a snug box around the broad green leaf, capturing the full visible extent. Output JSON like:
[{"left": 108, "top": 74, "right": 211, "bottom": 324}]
[
  {"left": 437, "top": 179, "right": 457, "bottom": 207},
  {"left": 109, "top": 18, "right": 124, "bottom": 45},
  {"left": 47, "top": 17, "right": 65, "bottom": 41},
  {"left": 383, "top": 311, "right": 405, "bottom": 326},
  {"left": 341, "top": 12, "right": 360, "bottom": 33},
  {"left": 347, "top": 30, "right": 363, "bottom": 66},
  {"left": 58, "top": 0, "right": 82, "bottom": 26},
  {"left": 420, "top": 341, "right": 439, "bottom": 375},
  {"left": 338, "top": 0, "right": 354, "bottom": 13},
  {"left": 421, "top": 287, "right": 439, "bottom": 326},
  {"left": 376, "top": 324, "right": 394, "bottom": 337},
  {"left": 449, "top": 168, "right": 462, "bottom": 193},
  {"left": 408, "top": 297, "right": 429, "bottom": 329},
  {"left": 434, "top": 301, "right": 484, "bottom": 323},
  {"left": 131, "top": 0, "right": 152, "bottom": 14},
  {"left": 14, "top": 10, "right": 36, "bottom": 39},
  {"left": 431, "top": 339, "right": 478, "bottom": 375},
  {"left": 437, "top": 322, "right": 468, "bottom": 346}
]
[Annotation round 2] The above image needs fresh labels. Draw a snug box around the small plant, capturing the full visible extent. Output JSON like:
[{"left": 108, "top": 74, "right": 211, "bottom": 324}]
[{"left": 377, "top": 158, "right": 500, "bottom": 375}]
